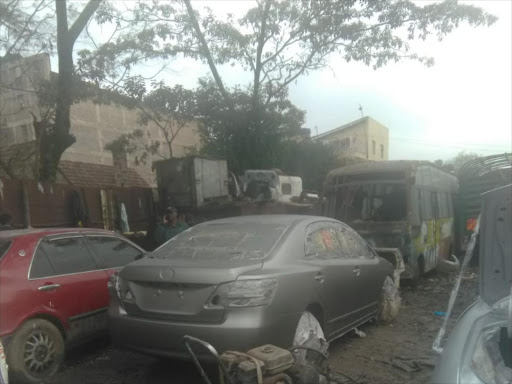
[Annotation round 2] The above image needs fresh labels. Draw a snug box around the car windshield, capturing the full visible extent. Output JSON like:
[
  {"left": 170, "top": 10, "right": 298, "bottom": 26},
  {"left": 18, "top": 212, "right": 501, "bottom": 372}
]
[
  {"left": 151, "top": 223, "right": 288, "bottom": 261},
  {"left": 338, "top": 183, "right": 407, "bottom": 222}
]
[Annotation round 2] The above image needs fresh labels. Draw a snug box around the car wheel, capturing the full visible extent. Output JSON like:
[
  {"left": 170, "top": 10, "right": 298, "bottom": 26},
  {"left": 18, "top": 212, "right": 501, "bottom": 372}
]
[
  {"left": 7, "top": 319, "right": 64, "bottom": 384},
  {"left": 293, "top": 311, "right": 325, "bottom": 346},
  {"left": 378, "top": 276, "right": 401, "bottom": 323}
]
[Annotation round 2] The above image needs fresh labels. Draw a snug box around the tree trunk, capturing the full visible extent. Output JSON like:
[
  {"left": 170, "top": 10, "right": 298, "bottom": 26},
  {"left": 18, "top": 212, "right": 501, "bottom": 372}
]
[{"left": 39, "top": 0, "right": 101, "bottom": 181}]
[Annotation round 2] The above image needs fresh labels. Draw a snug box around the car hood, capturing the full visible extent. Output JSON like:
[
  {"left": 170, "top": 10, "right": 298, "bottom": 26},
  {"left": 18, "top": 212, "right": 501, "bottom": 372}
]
[{"left": 479, "top": 184, "right": 512, "bottom": 305}]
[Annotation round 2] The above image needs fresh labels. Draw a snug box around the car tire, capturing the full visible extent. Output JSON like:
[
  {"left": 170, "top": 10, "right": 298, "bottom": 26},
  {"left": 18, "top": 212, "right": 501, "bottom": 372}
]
[
  {"left": 377, "top": 276, "right": 401, "bottom": 323},
  {"left": 293, "top": 311, "right": 325, "bottom": 346},
  {"left": 7, "top": 319, "right": 64, "bottom": 384}
]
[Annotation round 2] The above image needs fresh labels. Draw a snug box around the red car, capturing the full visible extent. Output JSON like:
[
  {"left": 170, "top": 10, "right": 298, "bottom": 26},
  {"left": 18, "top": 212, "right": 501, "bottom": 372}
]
[{"left": 0, "top": 228, "right": 145, "bottom": 384}]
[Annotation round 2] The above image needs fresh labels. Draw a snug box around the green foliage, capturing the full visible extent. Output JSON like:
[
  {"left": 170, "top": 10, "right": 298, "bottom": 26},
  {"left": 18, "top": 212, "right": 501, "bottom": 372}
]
[
  {"left": 195, "top": 80, "right": 305, "bottom": 173},
  {"left": 278, "top": 140, "right": 338, "bottom": 192}
]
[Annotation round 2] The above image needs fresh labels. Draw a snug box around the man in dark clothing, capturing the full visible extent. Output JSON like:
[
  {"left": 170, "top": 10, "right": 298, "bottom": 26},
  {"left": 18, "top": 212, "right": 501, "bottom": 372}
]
[{"left": 153, "top": 207, "right": 189, "bottom": 247}]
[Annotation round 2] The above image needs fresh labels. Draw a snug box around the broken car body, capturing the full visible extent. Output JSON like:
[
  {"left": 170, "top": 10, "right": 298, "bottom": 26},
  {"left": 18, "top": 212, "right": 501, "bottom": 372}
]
[
  {"left": 431, "top": 184, "right": 512, "bottom": 384},
  {"left": 323, "top": 160, "right": 458, "bottom": 281}
]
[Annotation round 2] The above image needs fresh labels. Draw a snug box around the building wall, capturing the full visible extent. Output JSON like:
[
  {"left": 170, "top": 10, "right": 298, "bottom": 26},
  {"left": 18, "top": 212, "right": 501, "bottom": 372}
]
[
  {"left": 367, "top": 117, "right": 389, "bottom": 161},
  {"left": 0, "top": 54, "right": 201, "bottom": 186},
  {"left": 313, "top": 116, "right": 389, "bottom": 161}
]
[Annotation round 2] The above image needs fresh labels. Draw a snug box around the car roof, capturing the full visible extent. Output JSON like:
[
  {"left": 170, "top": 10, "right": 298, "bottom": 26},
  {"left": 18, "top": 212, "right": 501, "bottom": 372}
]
[
  {"left": 0, "top": 227, "right": 117, "bottom": 240},
  {"left": 198, "top": 214, "right": 335, "bottom": 227}
]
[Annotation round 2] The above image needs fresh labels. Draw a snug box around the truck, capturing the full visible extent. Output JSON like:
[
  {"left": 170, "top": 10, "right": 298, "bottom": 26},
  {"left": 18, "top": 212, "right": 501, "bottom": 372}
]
[{"left": 153, "top": 156, "right": 229, "bottom": 210}]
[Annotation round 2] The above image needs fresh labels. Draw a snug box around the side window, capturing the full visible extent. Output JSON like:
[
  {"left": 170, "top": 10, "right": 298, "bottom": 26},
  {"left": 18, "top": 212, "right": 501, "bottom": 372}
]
[
  {"left": 281, "top": 183, "right": 292, "bottom": 195},
  {"left": 437, "top": 193, "right": 449, "bottom": 218},
  {"left": 305, "top": 222, "right": 343, "bottom": 259},
  {"left": 30, "top": 247, "right": 55, "bottom": 279},
  {"left": 340, "top": 226, "right": 374, "bottom": 259},
  {"left": 87, "top": 236, "right": 142, "bottom": 269},
  {"left": 420, "top": 190, "right": 433, "bottom": 220},
  {"left": 446, "top": 193, "right": 454, "bottom": 217},
  {"left": 431, "top": 192, "right": 439, "bottom": 219},
  {"left": 41, "top": 237, "right": 98, "bottom": 275}
]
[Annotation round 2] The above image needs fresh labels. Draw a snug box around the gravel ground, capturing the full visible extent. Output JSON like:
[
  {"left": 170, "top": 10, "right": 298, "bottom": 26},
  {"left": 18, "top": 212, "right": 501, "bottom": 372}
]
[{"left": 45, "top": 268, "right": 479, "bottom": 384}]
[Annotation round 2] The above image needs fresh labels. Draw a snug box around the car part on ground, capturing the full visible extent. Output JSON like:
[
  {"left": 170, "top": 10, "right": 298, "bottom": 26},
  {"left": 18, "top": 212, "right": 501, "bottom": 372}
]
[
  {"left": 438, "top": 254, "right": 460, "bottom": 273},
  {"left": 184, "top": 334, "right": 356, "bottom": 384},
  {"left": 378, "top": 276, "right": 401, "bottom": 323}
]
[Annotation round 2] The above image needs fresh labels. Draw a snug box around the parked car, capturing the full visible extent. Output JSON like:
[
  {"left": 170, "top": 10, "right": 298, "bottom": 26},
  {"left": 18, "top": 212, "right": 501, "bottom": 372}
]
[
  {"left": 0, "top": 228, "right": 145, "bottom": 384},
  {"left": 109, "top": 215, "right": 400, "bottom": 359},
  {"left": 431, "top": 184, "right": 512, "bottom": 384}
]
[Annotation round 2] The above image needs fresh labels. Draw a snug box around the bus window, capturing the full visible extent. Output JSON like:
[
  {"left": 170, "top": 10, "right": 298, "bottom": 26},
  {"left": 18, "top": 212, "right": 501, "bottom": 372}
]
[
  {"left": 411, "top": 187, "right": 421, "bottom": 226},
  {"left": 437, "top": 193, "right": 449, "bottom": 218},
  {"left": 420, "top": 190, "right": 433, "bottom": 220},
  {"left": 447, "top": 193, "right": 454, "bottom": 216},
  {"left": 431, "top": 191, "right": 439, "bottom": 219}
]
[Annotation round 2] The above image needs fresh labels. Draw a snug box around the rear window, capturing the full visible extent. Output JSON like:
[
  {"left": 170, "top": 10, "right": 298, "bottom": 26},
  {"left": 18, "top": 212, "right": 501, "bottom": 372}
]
[
  {"left": 151, "top": 223, "right": 288, "bottom": 261},
  {"left": 0, "top": 240, "right": 12, "bottom": 261}
]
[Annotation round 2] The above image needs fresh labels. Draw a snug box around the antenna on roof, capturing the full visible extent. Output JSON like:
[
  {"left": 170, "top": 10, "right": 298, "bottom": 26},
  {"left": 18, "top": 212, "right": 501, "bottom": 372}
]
[
  {"left": 315, "top": 125, "right": 318, "bottom": 136},
  {"left": 358, "top": 104, "right": 364, "bottom": 118}
]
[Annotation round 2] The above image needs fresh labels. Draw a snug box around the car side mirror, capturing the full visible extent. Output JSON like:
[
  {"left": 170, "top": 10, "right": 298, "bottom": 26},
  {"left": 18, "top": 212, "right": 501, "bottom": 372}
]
[{"left": 134, "top": 252, "right": 147, "bottom": 261}]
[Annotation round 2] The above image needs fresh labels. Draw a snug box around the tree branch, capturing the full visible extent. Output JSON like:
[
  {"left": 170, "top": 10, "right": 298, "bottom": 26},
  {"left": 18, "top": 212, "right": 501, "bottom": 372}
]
[
  {"left": 184, "top": 0, "right": 231, "bottom": 107},
  {"left": 68, "top": 0, "right": 102, "bottom": 45}
]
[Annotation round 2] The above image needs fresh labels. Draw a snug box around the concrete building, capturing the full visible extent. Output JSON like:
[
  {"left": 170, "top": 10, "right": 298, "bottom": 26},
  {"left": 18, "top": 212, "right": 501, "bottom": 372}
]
[
  {"left": 312, "top": 116, "right": 389, "bottom": 161},
  {"left": 0, "top": 54, "right": 201, "bottom": 186}
]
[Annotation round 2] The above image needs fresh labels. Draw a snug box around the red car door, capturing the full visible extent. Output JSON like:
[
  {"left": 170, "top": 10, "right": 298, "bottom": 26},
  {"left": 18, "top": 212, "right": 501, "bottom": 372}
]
[{"left": 28, "top": 235, "right": 110, "bottom": 341}]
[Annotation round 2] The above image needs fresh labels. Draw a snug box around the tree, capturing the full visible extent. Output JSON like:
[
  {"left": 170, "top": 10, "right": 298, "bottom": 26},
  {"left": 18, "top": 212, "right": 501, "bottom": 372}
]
[
  {"left": 104, "top": 81, "right": 196, "bottom": 162},
  {"left": 1, "top": 0, "right": 102, "bottom": 181},
  {"left": 195, "top": 79, "right": 305, "bottom": 172},
  {"left": 448, "top": 151, "right": 480, "bottom": 174},
  {"left": 39, "top": 0, "right": 101, "bottom": 181},
  {"left": 122, "top": 0, "right": 496, "bottom": 168}
]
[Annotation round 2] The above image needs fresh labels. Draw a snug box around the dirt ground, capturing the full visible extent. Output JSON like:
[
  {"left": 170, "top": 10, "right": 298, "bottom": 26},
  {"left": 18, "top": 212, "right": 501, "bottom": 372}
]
[{"left": 48, "top": 268, "right": 479, "bottom": 384}]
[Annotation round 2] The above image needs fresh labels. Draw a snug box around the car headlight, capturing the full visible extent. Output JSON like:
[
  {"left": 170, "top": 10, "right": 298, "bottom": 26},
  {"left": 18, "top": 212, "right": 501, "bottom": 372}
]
[{"left": 207, "top": 279, "right": 278, "bottom": 308}]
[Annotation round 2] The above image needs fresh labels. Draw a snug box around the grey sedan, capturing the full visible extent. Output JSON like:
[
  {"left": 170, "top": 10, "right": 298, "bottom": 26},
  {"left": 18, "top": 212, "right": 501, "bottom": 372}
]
[{"left": 108, "top": 215, "right": 397, "bottom": 358}]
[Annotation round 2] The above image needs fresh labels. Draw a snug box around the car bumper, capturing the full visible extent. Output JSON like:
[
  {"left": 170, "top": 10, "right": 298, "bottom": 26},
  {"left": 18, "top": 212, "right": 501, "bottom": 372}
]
[{"left": 108, "top": 298, "right": 301, "bottom": 359}]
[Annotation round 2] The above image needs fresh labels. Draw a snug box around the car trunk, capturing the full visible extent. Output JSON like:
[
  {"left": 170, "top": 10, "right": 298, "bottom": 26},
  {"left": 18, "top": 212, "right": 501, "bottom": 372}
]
[{"left": 119, "top": 256, "right": 263, "bottom": 323}]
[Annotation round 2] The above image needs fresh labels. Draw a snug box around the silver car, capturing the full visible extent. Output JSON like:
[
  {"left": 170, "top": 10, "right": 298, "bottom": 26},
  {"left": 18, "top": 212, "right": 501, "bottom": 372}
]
[
  {"left": 431, "top": 184, "right": 512, "bottom": 384},
  {"left": 108, "top": 215, "right": 397, "bottom": 358}
]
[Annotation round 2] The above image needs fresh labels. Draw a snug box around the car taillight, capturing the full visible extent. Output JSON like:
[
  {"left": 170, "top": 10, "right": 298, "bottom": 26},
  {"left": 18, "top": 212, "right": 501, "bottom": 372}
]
[{"left": 207, "top": 279, "right": 278, "bottom": 308}]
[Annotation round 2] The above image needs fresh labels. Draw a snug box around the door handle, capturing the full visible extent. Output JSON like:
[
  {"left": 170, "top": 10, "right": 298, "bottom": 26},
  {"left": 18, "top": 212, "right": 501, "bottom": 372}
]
[
  {"left": 38, "top": 284, "right": 61, "bottom": 292},
  {"left": 314, "top": 274, "right": 325, "bottom": 283},
  {"left": 352, "top": 267, "right": 361, "bottom": 276}
]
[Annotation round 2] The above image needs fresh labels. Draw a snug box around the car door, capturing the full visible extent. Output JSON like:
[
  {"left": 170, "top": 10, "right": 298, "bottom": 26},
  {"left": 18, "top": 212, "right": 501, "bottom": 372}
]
[
  {"left": 84, "top": 235, "right": 144, "bottom": 280},
  {"left": 304, "top": 221, "right": 359, "bottom": 339},
  {"left": 28, "top": 235, "right": 110, "bottom": 342},
  {"left": 337, "top": 224, "right": 382, "bottom": 319}
]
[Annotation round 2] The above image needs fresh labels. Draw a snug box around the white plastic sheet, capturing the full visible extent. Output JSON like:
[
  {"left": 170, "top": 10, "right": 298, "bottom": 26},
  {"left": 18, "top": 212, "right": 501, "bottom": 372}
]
[{"left": 293, "top": 311, "right": 325, "bottom": 346}]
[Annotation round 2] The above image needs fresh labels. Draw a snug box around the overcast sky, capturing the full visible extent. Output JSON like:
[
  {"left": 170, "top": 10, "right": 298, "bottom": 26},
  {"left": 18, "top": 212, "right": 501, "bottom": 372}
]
[{"left": 79, "top": 0, "right": 512, "bottom": 162}]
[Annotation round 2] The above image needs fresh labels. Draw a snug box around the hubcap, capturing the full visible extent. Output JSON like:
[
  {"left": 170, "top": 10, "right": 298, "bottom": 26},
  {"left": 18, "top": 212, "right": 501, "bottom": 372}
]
[{"left": 24, "top": 331, "right": 56, "bottom": 374}]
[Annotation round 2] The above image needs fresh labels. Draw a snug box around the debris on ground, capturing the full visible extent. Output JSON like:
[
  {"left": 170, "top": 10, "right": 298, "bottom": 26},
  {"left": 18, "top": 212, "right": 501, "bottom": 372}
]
[{"left": 354, "top": 329, "right": 367, "bottom": 338}]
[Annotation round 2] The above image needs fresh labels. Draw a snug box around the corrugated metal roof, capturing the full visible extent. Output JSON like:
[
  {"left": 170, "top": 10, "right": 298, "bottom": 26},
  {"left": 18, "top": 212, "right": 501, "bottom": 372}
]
[{"left": 58, "top": 160, "right": 150, "bottom": 189}]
